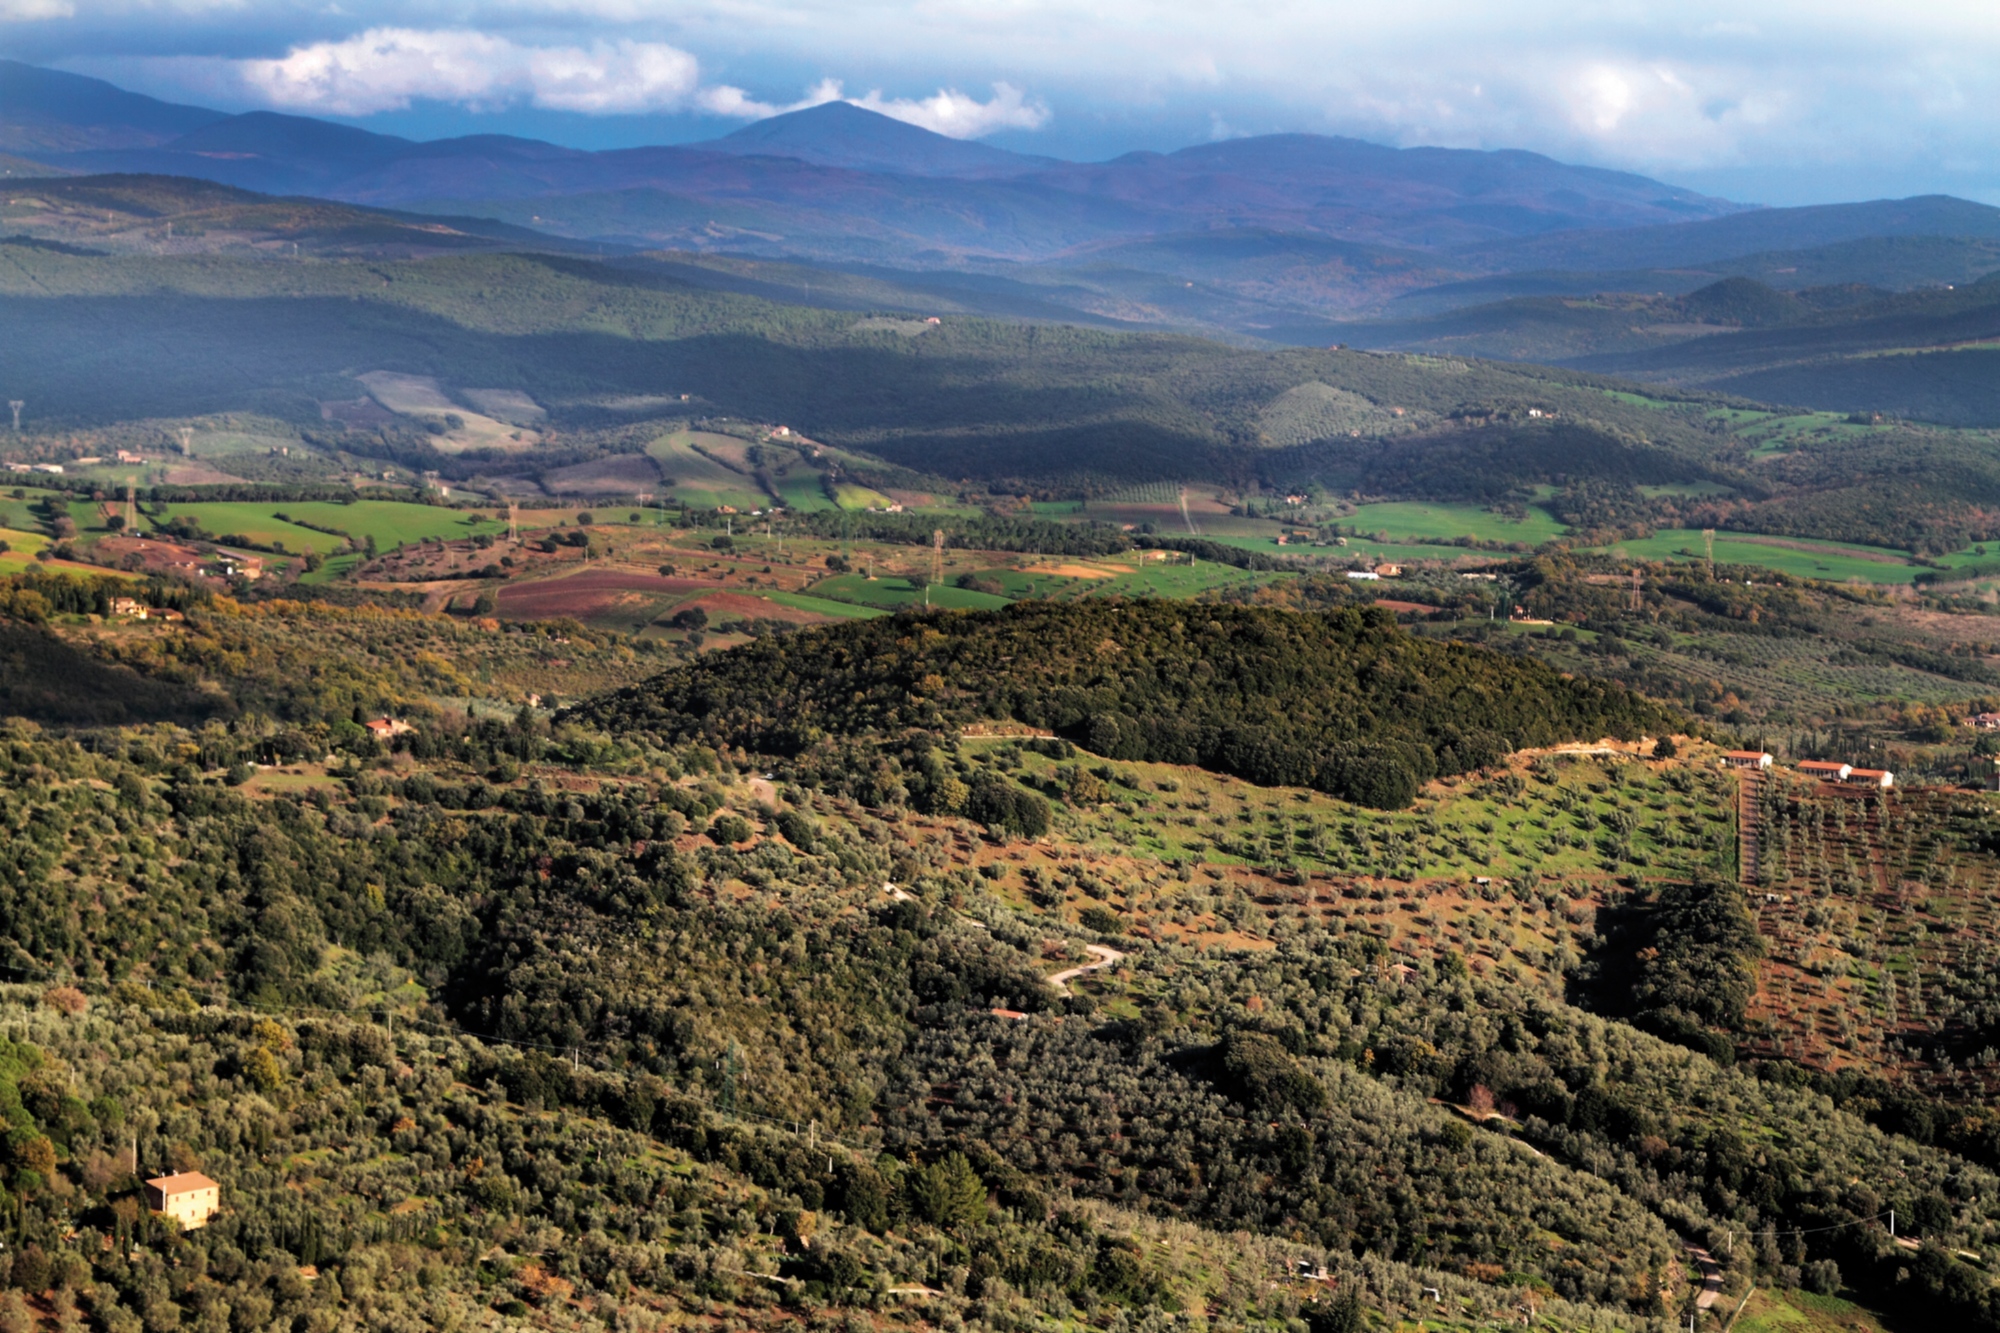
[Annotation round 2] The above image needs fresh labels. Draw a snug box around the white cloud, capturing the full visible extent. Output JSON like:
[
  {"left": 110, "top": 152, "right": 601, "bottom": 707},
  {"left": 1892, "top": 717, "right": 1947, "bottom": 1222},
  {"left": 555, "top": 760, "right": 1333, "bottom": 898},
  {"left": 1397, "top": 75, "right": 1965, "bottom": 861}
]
[
  {"left": 693, "top": 75, "right": 1048, "bottom": 137},
  {"left": 238, "top": 28, "right": 700, "bottom": 115},
  {"left": 0, "top": 0, "right": 74, "bottom": 19},
  {"left": 850, "top": 81, "right": 1048, "bottom": 136},
  {"left": 695, "top": 76, "right": 843, "bottom": 120},
  {"left": 222, "top": 32, "right": 1047, "bottom": 138}
]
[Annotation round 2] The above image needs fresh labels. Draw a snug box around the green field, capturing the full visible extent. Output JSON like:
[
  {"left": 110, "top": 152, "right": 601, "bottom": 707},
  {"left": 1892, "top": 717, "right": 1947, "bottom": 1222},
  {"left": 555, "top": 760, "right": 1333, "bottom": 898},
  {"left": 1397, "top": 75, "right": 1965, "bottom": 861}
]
[
  {"left": 1342, "top": 499, "right": 1566, "bottom": 545},
  {"left": 647, "top": 431, "right": 773, "bottom": 512},
  {"left": 806, "top": 574, "right": 1012, "bottom": 611},
  {"left": 142, "top": 503, "right": 345, "bottom": 553},
  {"left": 772, "top": 471, "right": 837, "bottom": 513},
  {"left": 0, "top": 489, "right": 60, "bottom": 531},
  {"left": 295, "top": 552, "right": 364, "bottom": 586},
  {"left": 266, "top": 500, "right": 505, "bottom": 550},
  {"left": 1593, "top": 528, "right": 1932, "bottom": 583},
  {"left": 946, "top": 559, "right": 1292, "bottom": 603},
  {"left": 135, "top": 500, "right": 506, "bottom": 555},
  {"left": 754, "top": 590, "right": 887, "bottom": 619},
  {"left": 1197, "top": 530, "right": 1489, "bottom": 565},
  {"left": 0, "top": 526, "right": 49, "bottom": 569},
  {"left": 832, "top": 482, "right": 896, "bottom": 510},
  {"left": 1076, "top": 561, "right": 1294, "bottom": 601}
]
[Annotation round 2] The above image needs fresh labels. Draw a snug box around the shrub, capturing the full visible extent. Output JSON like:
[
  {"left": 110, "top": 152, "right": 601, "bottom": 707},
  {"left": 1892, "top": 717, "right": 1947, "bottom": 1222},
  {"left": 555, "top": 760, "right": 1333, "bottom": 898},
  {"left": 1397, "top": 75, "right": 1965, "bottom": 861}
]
[
  {"left": 707, "top": 813, "right": 753, "bottom": 845},
  {"left": 39, "top": 987, "right": 85, "bottom": 1016}
]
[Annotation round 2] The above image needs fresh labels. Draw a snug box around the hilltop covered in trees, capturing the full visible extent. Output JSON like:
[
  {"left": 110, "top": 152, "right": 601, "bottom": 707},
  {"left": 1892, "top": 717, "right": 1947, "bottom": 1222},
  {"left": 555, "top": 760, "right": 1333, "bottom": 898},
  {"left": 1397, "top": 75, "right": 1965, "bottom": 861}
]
[{"left": 577, "top": 601, "right": 1679, "bottom": 806}]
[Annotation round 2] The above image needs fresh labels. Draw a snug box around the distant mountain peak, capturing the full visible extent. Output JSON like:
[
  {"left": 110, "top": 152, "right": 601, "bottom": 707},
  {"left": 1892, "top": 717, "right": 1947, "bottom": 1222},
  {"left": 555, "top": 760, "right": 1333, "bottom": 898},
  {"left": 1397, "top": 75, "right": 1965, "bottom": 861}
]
[
  {"left": 0, "top": 59, "right": 224, "bottom": 155},
  {"left": 700, "top": 101, "right": 1054, "bottom": 179}
]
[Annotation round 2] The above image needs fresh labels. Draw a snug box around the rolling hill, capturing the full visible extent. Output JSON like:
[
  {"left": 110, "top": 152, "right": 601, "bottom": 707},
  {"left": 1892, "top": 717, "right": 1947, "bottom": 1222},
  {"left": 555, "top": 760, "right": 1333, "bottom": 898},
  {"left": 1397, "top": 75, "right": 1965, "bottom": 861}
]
[
  {"left": 14, "top": 60, "right": 2000, "bottom": 359},
  {"left": 0, "top": 172, "right": 618, "bottom": 258}
]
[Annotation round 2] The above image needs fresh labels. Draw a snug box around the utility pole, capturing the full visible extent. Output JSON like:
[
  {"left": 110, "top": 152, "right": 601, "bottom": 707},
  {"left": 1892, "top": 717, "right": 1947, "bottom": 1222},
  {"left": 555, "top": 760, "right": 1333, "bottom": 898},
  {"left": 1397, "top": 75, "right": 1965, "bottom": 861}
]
[
  {"left": 6, "top": 401, "right": 20, "bottom": 432},
  {"left": 1703, "top": 528, "right": 1715, "bottom": 577},
  {"left": 932, "top": 528, "right": 944, "bottom": 586},
  {"left": 177, "top": 426, "right": 193, "bottom": 456},
  {"left": 124, "top": 477, "right": 136, "bottom": 531},
  {"left": 1630, "top": 566, "right": 1642, "bottom": 613},
  {"left": 507, "top": 501, "right": 519, "bottom": 543}
]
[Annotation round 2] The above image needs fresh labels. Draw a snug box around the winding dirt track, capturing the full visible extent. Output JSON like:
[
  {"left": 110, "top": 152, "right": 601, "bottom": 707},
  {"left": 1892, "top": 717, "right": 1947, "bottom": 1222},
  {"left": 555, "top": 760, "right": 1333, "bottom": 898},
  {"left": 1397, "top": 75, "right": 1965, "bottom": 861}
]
[{"left": 1049, "top": 944, "right": 1125, "bottom": 993}]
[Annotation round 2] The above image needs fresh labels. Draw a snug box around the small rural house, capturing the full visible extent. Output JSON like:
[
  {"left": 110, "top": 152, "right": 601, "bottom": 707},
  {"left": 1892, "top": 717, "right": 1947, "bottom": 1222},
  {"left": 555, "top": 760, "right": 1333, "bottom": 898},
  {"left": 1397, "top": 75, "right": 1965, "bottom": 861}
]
[
  {"left": 145, "top": 1171, "right": 220, "bottom": 1230},
  {"left": 1843, "top": 767, "right": 1894, "bottom": 790},
  {"left": 365, "top": 718, "right": 415, "bottom": 739},
  {"left": 1798, "top": 761, "right": 1852, "bottom": 781},
  {"left": 109, "top": 597, "right": 149, "bottom": 619},
  {"left": 1721, "top": 751, "right": 1773, "bottom": 770}
]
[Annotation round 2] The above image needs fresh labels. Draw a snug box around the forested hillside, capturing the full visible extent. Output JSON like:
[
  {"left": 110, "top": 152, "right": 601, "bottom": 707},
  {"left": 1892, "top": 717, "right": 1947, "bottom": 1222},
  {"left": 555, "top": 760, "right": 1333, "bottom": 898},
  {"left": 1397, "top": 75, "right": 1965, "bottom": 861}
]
[
  {"left": 579, "top": 601, "right": 1676, "bottom": 807},
  {"left": 0, "top": 583, "right": 1978, "bottom": 1329}
]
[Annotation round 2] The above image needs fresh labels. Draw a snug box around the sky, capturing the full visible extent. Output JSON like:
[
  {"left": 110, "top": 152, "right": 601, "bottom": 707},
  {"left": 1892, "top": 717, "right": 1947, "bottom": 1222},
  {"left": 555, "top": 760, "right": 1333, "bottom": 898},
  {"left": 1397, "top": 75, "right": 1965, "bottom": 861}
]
[{"left": 6, "top": 1, "right": 2000, "bottom": 205}]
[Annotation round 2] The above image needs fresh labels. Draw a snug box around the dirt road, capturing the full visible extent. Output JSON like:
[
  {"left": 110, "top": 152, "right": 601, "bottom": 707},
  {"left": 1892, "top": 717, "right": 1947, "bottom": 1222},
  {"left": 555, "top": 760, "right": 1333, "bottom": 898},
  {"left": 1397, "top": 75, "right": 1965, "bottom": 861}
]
[{"left": 1049, "top": 944, "right": 1124, "bottom": 993}]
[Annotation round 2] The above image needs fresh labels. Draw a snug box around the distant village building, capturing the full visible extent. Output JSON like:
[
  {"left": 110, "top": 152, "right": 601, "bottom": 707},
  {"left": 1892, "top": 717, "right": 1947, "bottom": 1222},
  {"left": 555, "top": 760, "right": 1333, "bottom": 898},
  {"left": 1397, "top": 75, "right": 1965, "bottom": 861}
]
[
  {"left": 109, "top": 597, "right": 149, "bottom": 619},
  {"left": 1799, "top": 761, "right": 1852, "bottom": 781},
  {"left": 145, "top": 1172, "right": 220, "bottom": 1230},
  {"left": 1843, "top": 767, "right": 1894, "bottom": 790},
  {"left": 1721, "top": 750, "right": 1773, "bottom": 770},
  {"left": 30, "top": 463, "right": 62, "bottom": 475},
  {"left": 73, "top": 456, "right": 100, "bottom": 465},
  {"left": 1373, "top": 563, "right": 1404, "bottom": 577},
  {"left": 365, "top": 718, "right": 415, "bottom": 739},
  {"left": 1346, "top": 570, "right": 1381, "bottom": 581},
  {"left": 115, "top": 450, "right": 146, "bottom": 464},
  {"left": 1968, "top": 712, "right": 2000, "bottom": 731}
]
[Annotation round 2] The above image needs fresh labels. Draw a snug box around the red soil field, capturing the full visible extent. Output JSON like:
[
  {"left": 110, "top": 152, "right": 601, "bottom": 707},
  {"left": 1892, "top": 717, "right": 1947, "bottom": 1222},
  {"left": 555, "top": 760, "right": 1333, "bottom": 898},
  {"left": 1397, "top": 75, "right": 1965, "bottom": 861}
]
[{"left": 497, "top": 569, "right": 710, "bottom": 620}]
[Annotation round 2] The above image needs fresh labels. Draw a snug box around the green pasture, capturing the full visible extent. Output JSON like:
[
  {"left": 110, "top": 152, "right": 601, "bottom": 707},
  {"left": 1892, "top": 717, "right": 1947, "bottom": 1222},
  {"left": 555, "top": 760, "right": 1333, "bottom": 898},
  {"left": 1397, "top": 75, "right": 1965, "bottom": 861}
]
[
  {"left": 772, "top": 471, "right": 837, "bottom": 513},
  {"left": 0, "top": 489, "right": 59, "bottom": 531},
  {"left": 0, "top": 526, "right": 48, "bottom": 559},
  {"left": 1593, "top": 528, "right": 1929, "bottom": 583},
  {"left": 754, "top": 590, "right": 886, "bottom": 620},
  {"left": 807, "top": 573, "right": 1011, "bottom": 611},
  {"left": 1195, "top": 531, "right": 1487, "bottom": 565},
  {"left": 268, "top": 500, "right": 505, "bottom": 550},
  {"left": 141, "top": 503, "right": 344, "bottom": 554},
  {"left": 295, "top": 553, "right": 364, "bottom": 586},
  {"left": 832, "top": 482, "right": 896, "bottom": 510},
  {"left": 1076, "top": 561, "right": 1293, "bottom": 601},
  {"left": 1343, "top": 500, "right": 1565, "bottom": 545},
  {"left": 648, "top": 431, "right": 772, "bottom": 511}
]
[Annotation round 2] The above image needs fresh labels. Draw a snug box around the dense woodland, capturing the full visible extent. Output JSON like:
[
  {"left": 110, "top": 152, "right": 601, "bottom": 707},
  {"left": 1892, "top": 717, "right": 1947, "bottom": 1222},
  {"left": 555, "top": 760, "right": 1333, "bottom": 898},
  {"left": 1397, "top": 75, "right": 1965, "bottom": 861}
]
[{"left": 576, "top": 601, "right": 1677, "bottom": 808}]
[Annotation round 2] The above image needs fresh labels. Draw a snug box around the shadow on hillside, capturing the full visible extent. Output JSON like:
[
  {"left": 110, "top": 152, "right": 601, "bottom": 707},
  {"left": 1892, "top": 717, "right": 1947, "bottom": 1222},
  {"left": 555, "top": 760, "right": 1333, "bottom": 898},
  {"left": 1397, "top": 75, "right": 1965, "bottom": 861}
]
[{"left": 0, "top": 622, "right": 226, "bottom": 727}]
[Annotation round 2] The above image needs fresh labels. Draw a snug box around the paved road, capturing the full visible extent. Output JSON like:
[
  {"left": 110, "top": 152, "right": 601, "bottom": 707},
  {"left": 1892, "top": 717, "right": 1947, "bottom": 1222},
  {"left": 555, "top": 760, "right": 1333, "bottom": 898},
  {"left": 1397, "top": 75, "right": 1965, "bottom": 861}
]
[{"left": 1049, "top": 944, "right": 1125, "bottom": 992}]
